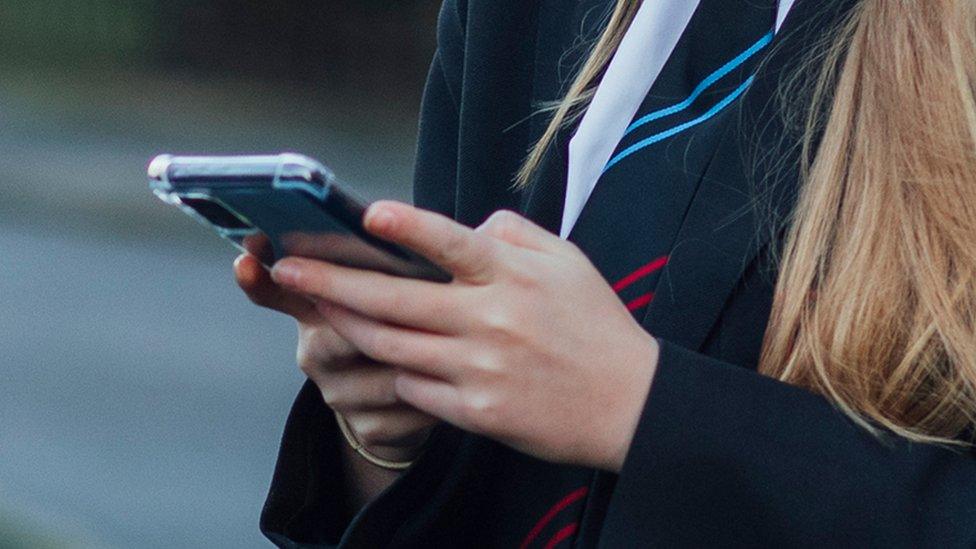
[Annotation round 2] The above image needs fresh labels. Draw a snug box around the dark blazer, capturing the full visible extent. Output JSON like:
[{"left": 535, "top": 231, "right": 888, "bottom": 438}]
[{"left": 260, "top": 0, "right": 976, "bottom": 547}]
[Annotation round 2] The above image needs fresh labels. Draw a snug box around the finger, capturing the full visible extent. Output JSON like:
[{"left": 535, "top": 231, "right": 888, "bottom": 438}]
[
  {"left": 393, "top": 372, "right": 466, "bottom": 430},
  {"left": 343, "top": 408, "right": 437, "bottom": 449},
  {"left": 316, "top": 363, "right": 403, "bottom": 411},
  {"left": 476, "top": 209, "right": 562, "bottom": 252},
  {"left": 297, "top": 325, "right": 363, "bottom": 377},
  {"left": 270, "top": 257, "right": 469, "bottom": 334},
  {"left": 363, "top": 201, "right": 497, "bottom": 282},
  {"left": 234, "top": 254, "right": 320, "bottom": 323},
  {"left": 320, "top": 303, "right": 462, "bottom": 381},
  {"left": 241, "top": 233, "right": 274, "bottom": 263}
]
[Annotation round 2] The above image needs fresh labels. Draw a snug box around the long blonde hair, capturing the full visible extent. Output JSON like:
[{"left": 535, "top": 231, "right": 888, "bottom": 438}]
[
  {"left": 514, "top": 1, "right": 641, "bottom": 187},
  {"left": 522, "top": 0, "right": 976, "bottom": 445}
]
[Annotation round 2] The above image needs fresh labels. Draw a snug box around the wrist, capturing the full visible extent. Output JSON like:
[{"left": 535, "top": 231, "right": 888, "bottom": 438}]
[
  {"left": 335, "top": 411, "right": 433, "bottom": 470},
  {"left": 340, "top": 442, "right": 401, "bottom": 512},
  {"left": 600, "top": 332, "right": 660, "bottom": 473},
  {"left": 339, "top": 424, "right": 435, "bottom": 513},
  {"left": 366, "top": 435, "right": 432, "bottom": 464}
]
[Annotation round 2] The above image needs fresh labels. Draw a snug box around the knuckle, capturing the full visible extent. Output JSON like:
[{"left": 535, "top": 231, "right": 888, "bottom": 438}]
[
  {"left": 296, "top": 341, "right": 319, "bottom": 376},
  {"left": 481, "top": 304, "right": 516, "bottom": 336},
  {"left": 318, "top": 384, "right": 346, "bottom": 410},
  {"left": 367, "top": 332, "right": 402, "bottom": 361},
  {"left": 561, "top": 239, "right": 586, "bottom": 258},
  {"left": 469, "top": 350, "right": 502, "bottom": 376},
  {"left": 328, "top": 332, "right": 360, "bottom": 363},
  {"left": 437, "top": 231, "right": 469, "bottom": 265},
  {"left": 297, "top": 327, "right": 352, "bottom": 374},
  {"left": 493, "top": 209, "right": 521, "bottom": 223},
  {"left": 496, "top": 210, "right": 524, "bottom": 232},
  {"left": 321, "top": 370, "right": 392, "bottom": 412},
  {"left": 355, "top": 416, "right": 389, "bottom": 447},
  {"left": 482, "top": 210, "right": 520, "bottom": 237},
  {"left": 461, "top": 391, "right": 503, "bottom": 431},
  {"left": 309, "top": 270, "right": 333, "bottom": 297},
  {"left": 508, "top": 262, "right": 541, "bottom": 289},
  {"left": 331, "top": 344, "right": 358, "bottom": 364},
  {"left": 297, "top": 354, "right": 317, "bottom": 376},
  {"left": 374, "top": 379, "right": 400, "bottom": 407}
]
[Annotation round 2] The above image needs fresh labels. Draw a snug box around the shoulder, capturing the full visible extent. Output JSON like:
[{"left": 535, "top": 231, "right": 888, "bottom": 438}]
[
  {"left": 435, "top": 0, "right": 598, "bottom": 57},
  {"left": 434, "top": 0, "right": 606, "bottom": 98},
  {"left": 435, "top": 0, "right": 542, "bottom": 55}
]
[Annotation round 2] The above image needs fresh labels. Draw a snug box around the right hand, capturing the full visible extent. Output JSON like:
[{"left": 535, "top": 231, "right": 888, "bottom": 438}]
[{"left": 234, "top": 252, "right": 437, "bottom": 463}]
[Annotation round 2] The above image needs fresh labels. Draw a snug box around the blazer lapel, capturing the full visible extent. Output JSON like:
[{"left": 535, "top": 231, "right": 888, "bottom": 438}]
[
  {"left": 640, "top": 0, "right": 862, "bottom": 350},
  {"left": 520, "top": 0, "right": 613, "bottom": 233},
  {"left": 565, "top": 0, "right": 777, "bottom": 319},
  {"left": 450, "top": 0, "right": 569, "bottom": 229}
]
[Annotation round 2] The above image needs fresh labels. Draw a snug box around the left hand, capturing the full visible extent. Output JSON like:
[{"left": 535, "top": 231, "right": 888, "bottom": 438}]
[{"left": 270, "top": 201, "right": 660, "bottom": 472}]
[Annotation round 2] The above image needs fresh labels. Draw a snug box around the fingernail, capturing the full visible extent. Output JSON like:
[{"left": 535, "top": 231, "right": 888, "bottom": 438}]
[
  {"left": 271, "top": 262, "right": 299, "bottom": 286},
  {"left": 365, "top": 204, "right": 395, "bottom": 232}
]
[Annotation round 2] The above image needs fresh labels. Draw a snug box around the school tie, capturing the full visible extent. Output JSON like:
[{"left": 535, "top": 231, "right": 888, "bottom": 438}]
[{"left": 566, "top": 0, "right": 777, "bottom": 319}]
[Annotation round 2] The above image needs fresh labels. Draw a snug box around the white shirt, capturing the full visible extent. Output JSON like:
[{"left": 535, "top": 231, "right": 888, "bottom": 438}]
[{"left": 561, "top": 0, "right": 798, "bottom": 239}]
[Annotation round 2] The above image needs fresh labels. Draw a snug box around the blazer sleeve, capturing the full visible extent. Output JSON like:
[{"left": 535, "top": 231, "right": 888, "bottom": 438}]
[
  {"left": 413, "top": 0, "right": 464, "bottom": 217},
  {"left": 598, "top": 338, "right": 976, "bottom": 548},
  {"left": 261, "top": 2, "right": 467, "bottom": 547}
]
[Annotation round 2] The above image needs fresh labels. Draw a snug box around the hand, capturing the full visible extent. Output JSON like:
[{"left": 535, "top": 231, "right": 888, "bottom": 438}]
[
  {"left": 269, "top": 202, "right": 660, "bottom": 472},
  {"left": 234, "top": 251, "right": 436, "bottom": 463}
]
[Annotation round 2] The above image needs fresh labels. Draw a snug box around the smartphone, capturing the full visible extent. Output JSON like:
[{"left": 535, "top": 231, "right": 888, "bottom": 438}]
[{"left": 148, "top": 153, "right": 451, "bottom": 282}]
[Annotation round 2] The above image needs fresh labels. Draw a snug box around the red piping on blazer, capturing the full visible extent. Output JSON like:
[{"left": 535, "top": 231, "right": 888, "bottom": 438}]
[{"left": 519, "top": 486, "right": 589, "bottom": 549}]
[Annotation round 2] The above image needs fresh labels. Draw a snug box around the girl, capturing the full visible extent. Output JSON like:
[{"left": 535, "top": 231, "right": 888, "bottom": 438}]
[{"left": 239, "top": 0, "right": 976, "bottom": 546}]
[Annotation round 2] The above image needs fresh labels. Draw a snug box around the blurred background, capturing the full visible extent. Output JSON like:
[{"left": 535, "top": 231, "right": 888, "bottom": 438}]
[{"left": 0, "top": 1, "right": 438, "bottom": 547}]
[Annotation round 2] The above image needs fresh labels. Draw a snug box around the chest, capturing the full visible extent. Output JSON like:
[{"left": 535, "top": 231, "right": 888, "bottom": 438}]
[
  {"left": 444, "top": 0, "right": 832, "bottom": 375},
  {"left": 506, "top": 1, "right": 779, "bottom": 327}
]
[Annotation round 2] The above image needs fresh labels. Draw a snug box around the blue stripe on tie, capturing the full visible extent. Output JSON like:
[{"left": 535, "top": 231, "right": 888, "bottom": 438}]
[
  {"left": 623, "top": 32, "right": 774, "bottom": 138},
  {"left": 604, "top": 75, "right": 756, "bottom": 173}
]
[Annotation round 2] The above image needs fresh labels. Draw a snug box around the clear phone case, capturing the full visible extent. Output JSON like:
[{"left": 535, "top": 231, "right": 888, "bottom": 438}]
[{"left": 149, "top": 153, "right": 450, "bottom": 282}]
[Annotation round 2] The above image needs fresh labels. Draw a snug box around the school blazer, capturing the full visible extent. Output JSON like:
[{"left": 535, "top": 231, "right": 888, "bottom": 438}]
[{"left": 260, "top": 0, "right": 976, "bottom": 547}]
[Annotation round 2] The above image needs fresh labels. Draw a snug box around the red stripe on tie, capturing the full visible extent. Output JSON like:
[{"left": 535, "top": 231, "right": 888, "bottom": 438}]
[
  {"left": 519, "top": 487, "right": 589, "bottom": 549},
  {"left": 626, "top": 292, "right": 654, "bottom": 311},
  {"left": 612, "top": 255, "right": 669, "bottom": 293},
  {"left": 542, "top": 523, "right": 579, "bottom": 549}
]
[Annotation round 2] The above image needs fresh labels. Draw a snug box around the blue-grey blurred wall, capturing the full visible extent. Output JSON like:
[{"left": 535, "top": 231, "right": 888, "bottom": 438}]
[{"left": 0, "top": 2, "right": 438, "bottom": 547}]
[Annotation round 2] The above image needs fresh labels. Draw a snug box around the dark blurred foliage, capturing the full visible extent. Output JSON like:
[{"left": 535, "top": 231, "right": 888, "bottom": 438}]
[
  {"left": 0, "top": 0, "right": 438, "bottom": 96},
  {"left": 0, "top": 1, "right": 155, "bottom": 64},
  {"left": 158, "top": 1, "right": 439, "bottom": 91}
]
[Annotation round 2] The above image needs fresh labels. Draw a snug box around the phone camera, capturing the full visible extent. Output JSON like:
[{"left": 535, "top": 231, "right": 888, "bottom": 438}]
[{"left": 180, "top": 197, "right": 253, "bottom": 231}]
